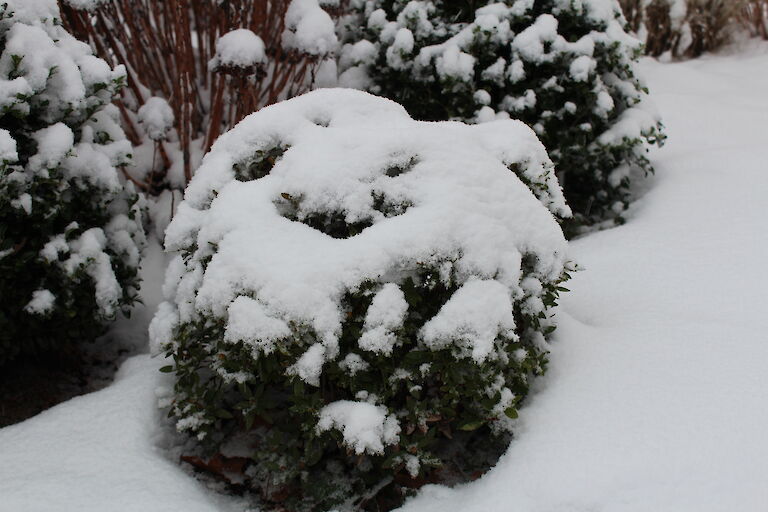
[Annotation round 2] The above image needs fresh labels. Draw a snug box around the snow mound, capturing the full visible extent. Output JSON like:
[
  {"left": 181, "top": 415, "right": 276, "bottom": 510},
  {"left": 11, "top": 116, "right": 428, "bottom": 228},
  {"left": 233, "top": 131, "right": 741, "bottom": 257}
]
[{"left": 153, "top": 88, "right": 569, "bottom": 383}]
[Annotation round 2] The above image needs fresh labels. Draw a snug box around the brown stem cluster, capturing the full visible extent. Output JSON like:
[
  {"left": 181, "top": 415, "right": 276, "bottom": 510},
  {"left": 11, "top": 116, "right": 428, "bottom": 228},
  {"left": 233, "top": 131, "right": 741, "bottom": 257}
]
[
  {"left": 619, "top": 0, "right": 768, "bottom": 59},
  {"left": 60, "top": 0, "right": 327, "bottom": 190}
]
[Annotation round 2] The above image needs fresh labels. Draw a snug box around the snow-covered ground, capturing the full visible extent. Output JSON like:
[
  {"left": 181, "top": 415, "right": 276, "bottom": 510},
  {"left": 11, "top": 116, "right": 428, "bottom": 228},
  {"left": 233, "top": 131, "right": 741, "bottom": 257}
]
[{"left": 1, "top": 46, "right": 767, "bottom": 511}]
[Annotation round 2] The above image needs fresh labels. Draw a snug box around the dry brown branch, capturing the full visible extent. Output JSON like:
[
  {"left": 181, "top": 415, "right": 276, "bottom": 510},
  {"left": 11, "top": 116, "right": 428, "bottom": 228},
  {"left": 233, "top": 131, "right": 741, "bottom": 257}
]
[
  {"left": 59, "top": 0, "right": 330, "bottom": 192},
  {"left": 740, "top": 0, "right": 768, "bottom": 39},
  {"left": 619, "top": 0, "right": 762, "bottom": 58}
]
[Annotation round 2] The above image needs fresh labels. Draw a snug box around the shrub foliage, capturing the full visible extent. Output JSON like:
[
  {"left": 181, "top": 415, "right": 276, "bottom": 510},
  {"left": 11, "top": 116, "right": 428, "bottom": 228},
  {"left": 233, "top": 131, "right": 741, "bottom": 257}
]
[
  {"left": 152, "top": 89, "right": 572, "bottom": 510},
  {"left": 338, "top": 0, "right": 665, "bottom": 230},
  {"left": 0, "top": 0, "right": 145, "bottom": 364}
]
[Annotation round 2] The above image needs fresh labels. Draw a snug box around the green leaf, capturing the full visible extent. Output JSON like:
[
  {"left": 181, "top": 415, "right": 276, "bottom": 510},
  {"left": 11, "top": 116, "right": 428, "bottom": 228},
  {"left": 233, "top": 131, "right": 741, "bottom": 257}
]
[
  {"left": 504, "top": 407, "right": 519, "bottom": 420},
  {"left": 159, "top": 365, "right": 174, "bottom": 373},
  {"left": 458, "top": 420, "right": 484, "bottom": 431},
  {"left": 245, "top": 410, "right": 256, "bottom": 430},
  {"left": 215, "top": 409, "right": 234, "bottom": 419}
]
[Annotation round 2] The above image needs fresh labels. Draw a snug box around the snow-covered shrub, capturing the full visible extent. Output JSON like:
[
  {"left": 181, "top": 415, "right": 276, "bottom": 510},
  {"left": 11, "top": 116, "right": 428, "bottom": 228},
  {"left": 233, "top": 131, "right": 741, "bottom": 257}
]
[
  {"left": 0, "top": 0, "right": 145, "bottom": 364},
  {"left": 151, "top": 89, "right": 572, "bottom": 510},
  {"left": 337, "top": 0, "right": 665, "bottom": 230}
]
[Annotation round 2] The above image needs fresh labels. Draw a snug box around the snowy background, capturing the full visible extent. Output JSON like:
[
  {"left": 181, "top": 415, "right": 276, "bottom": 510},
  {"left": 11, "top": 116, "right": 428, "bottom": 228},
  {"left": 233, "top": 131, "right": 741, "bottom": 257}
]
[{"left": 1, "top": 44, "right": 767, "bottom": 512}]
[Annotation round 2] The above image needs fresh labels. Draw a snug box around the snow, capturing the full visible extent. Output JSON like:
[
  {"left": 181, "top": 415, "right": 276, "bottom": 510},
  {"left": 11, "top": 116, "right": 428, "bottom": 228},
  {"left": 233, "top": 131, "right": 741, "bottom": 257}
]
[
  {"left": 0, "top": 0, "right": 143, "bottom": 327},
  {"left": 339, "top": 39, "right": 378, "bottom": 69},
  {"left": 27, "top": 123, "right": 75, "bottom": 173},
  {"left": 0, "top": 355, "right": 242, "bottom": 512},
  {"left": 287, "top": 342, "right": 327, "bottom": 386},
  {"left": 24, "top": 289, "right": 56, "bottom": 315},
  {"left": 386, "top": 28, "right": 415, "bottom": 69},
  {"left": 1, "top": 0, "right": 59, "bottom": 27},
  {"left": 597, "top": 104, "right": 659, "bottom": 144},
  {"left": 339, "top": 352, "right": 370, "bottom": 375},
  {"left": 359, "top": 283, "right": 408, "bottom": 355},
  {"left": 63, "top": 0, "right": 109, "bottom": 11},
  {"left": 316, "top": 400, "right": 401, "bottom": 455},
  {"left": 63, "top": 228, "right": 122, "bottom": 318},
  {"left": 0, "top": 0, "right": 127, "bottom": 122},
  {"left": 420, "top": 279, "right": 517, "bottom": 363},
  {"left": 10, "top": 192, "right": 31, "bottom": 213},
  {"left": 0, "top": 235, "right": 242, "bottom": 512},
  {"left": 397, "top": 47, "right": 768, "bottom": 512},
  {"left": 223, "top": 296, "right": 291, "bottom": 355},
  {"left": 208, "top": 29, "right": 266, "bottom": 71},
  {"left": 435, "top": 44, "right": 475, "bottom": 82},
  {"left": 0, "top": 23, "right": 86, "bottom": 112},
  {"left": 0, "top": 128, "right": 17, "bottom": 162},
  {"left": 157, "top": 88, "right": 568, "bottom": 391},
  {"left": 511, "top": 14, "right": 560, "bottom": 62},
  {"left": 395, "top": 1, "right": 435, "bottom": 39},
  {"left": 569, "top": 55, "right": 596, "bottom": 81},
  {"left": 137, "top": 97, "right": 174, "bottom": 141},
  {"left": 2, "top": 41, "right": 768, "bottom": 512},
  {"left": 282, "top": 0, "right": 338, "bottom": 55}
]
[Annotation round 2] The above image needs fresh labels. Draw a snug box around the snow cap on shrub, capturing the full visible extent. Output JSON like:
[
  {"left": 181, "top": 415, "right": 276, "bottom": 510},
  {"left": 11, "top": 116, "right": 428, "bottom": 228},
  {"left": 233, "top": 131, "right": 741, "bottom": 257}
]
[
  {"left": 157, "top": 88, "right": 568, "bottom": 364},
  {"left": 209, "top": 29, "right": 266, "bottom": 72},
  {"left": 138, "top": 96, "right": 174, "bottom": 141},
  {"left": 282, "top": 0, "right": 340, "bottom": 55},
  {"left": 153, "top": 88, "right": 570, "bottom": 510}
]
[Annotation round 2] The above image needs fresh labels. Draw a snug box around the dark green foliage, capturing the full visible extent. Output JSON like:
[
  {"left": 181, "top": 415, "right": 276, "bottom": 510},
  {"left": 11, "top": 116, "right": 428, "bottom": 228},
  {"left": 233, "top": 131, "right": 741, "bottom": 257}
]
[
  {"left": 164, "top": 266, "right": 569, "bottom": 510},
  {"left": 0, "top": 4, "right": 144, "bottom": 364}
]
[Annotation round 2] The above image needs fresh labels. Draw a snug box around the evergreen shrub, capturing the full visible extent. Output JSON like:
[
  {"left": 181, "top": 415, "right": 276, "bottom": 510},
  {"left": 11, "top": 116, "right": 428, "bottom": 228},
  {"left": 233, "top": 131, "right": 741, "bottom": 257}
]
[
  {"left": 0, "top": 0, "right": 145, "bottom": 364},
  {"left": 338, "top": 0, "right": 666, "bottom": 230},
  {"left": 151, "top": 89, "right": 572, "bottom": 510}
]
